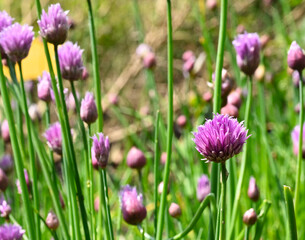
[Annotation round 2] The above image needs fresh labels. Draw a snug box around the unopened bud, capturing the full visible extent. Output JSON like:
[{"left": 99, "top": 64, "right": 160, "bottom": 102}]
[
  {"left": 243, "top": 208, "right": 257, "bottom": 226},
  {"left": 169, "top": 203, "right": 181, "bottom": 218}
]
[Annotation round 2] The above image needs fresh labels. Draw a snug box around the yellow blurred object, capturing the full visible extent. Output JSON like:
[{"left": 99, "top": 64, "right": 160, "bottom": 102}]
[{"left": 3, "top": 38, "right": 56, "bottom": 81}]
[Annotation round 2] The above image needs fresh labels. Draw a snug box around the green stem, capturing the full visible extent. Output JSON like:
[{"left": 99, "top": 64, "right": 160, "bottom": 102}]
[
  {"left": 156, "top": 0, "right": 174, "bottom": 239},
  {"left": 228, "top": 77, "right": 253, "bottom": 240},
  {"left": 154, "top": 111, "right": 160, "bottom": 237},
  {"left": 294, "top": 70, "right": 304, "bottom": 211},
  {"left": 168, "top": 194, "right": 215, "bottom": 240},
  {"left": 0, "top": 55, "right": 35, "bottom": 240},
  {"left": 284, "top": 186, "right": 298, "bottom": 240},
  {"left": 54, "top": 45, "right": 91, "bottom": 240},
  {"left": 99, "top": 170, "right": 110, "bottom": 240},
  {"left": 210, "top": 0, "right": 228, "bottom": 205},
  {"left": 245, "top": 226, "right": 250, "bottom": 240},
  {"left": 88, "top": 125, "right": 95, "bottom": 240},
  {"left": 218, "top": 163, "right": 227, "bottom": 240},
  {"left": 18, "top": 62, "right": 41, "bottom": 240},
  {"left": 86, "top": 0, "right": 103, "bottom": 131},
  {"left": 132, "top": 0, "right": 144, "bottom": 42},
  {"left": 102, "top": 169, "right": 114, "bottom": 240}
]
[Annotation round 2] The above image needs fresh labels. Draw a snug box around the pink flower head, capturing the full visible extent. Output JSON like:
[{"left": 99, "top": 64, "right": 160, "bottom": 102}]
[
  {"left": 38, "top": 3, "right": 69, "bottom": 45},
  {"left": 197, "top": 174, "right": 210, "bottom": 201},
  {"left": 91, "top": 133, "right": 110, "bottom": 169},
  {"left": 38, "top": 71, "right": 52, "bottom": 102},
  {"left": 44, "top": 122, "right": 62, "bottom": 154},
  {"left": 0, "top": 11, "right": 14, "bottom": 57},
  {"left": 287, "top": 41, "right": 305, "bottom": 71},
  {"left": 80, "top": 92, "right": 98, "bottom": 124},
  {"left": 291, "top": 124, "right": 305, "bottom": 158},
  {"left": 0, "top": 224, "right": 25, "bottom": 240},
  {"left": 120, "top": 185, "right": 147, "bottom": 225},
  {"left": 0, "top": 23, "right": 34, "bottom": 62},
  {"left": 0, "top": 200, "right": 11, "bottom": 218}
]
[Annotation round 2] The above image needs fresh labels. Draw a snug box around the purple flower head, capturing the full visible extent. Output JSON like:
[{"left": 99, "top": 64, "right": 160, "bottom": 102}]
[
  {"left": 232, "top": 32, "right": 260, "bottom": 76},
  {"left": 0, "top": 154, "right": 13, "bottom": 174},
  {"left": 58, "top": 41, "right": 84, "bottom": 81},
  {"left": 120, "top": 185, "right": 147, "bottom": 225},
  {"left": 291, "top": 124, "right": 305, "bottom": 158},
  {"left": 37, "top": 71, "right": 52, "bottom": 102},
  {"left": 0, "top": 201, "right": 11, "bottom": 218},
  {"left": 44, "top": 122, "right": 62, "bottom": 155},
  {"left": 80, "top": 92, "right": 98, "bottom": 124},
  {"left": 0, "top": 23, "right": 34, "bottom": 62},
  {"left": 1, "top": 120, "right": 9, "bottom": 143},
  {"left": 126, "top": 147, "right": 146, "bottom": 169},
  {"left": 0, "top": 11, "right": 14, "bottom": 57},
  {"left": 0, "top": 224, "right": 25, "bottom": 240},
  {"left": 287, "top": 41, "right": 305, "bottom": 71},
  {"left": 197, "top": 174, "right": 211, "bottom": 201},
  {"left": 193, "top": 114, "right": 250, "bottom": 163},
  {"left": 38, "top": 3, "right": 69, "bottom": 45},
  {"left": 91, "top": 133, "right": 110, "bottom": 169},
  {"left": 247, "top": 176, "right": 260, "bottom": 202}
]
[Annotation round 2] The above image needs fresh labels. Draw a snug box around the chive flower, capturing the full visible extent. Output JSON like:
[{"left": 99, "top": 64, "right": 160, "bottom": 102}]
[
  {"left": 247, "top": 176, "right": 260, "bottom": 202},
  {"left": 58, "top": 41, "right": 84, "bottom": 81},
  {"left": 0, "top": 200, "right": 11, "bottom": 218},
  {"left": 0, "top": 23, "right": 34, "bottom": 62},
  {"left": 0, "top": 154, "right": 13, "bottom": 174},
  {"left": 232, "top": 32, "right": 260, "bottom": 76},
  {"left": 46, "top": 211, "right": 59, "bottom": 230},
  {"left": 0, "top": 224, "right": 25, "bottom": 240},
  {"left": 193, "top": 114, "right": 250, "bottom": 163},
  {"left": 1, "top": 120, "right": 9, "bottom": 143},
  {"left": 80, "top": 92, "right": 98, "bottom": 124},
  {"left": 37, "top": 71, "right": 52, "bottom": 102},
  {"left": 44, "top": 122, "right": 62, "bottom": 155},
  {"left": 91, "top": 133, "right": 110, "bottom": 169},
  {"left": 126, "top": 147, "right": 146, "bottom": 169},
  {"left": 0, "top": 11, "right": 14, "bottom": 58},
  {"left": 291, "top": 124, "right": 305, "bottom": 158},
  {"left": 169, "top": 203, "right": 182, "bottom": 218},
  {"left": 287, "top": 41, "right": 305, "bottom": 71},
  {"left": 197, "top": 174, "right": 211, "bottom": 202},
  {"left": 120, "top": 185, "right": 147, "bottom": 225},
  {"left": 38, "top": 3, "right": 69, "bottom": 45}
]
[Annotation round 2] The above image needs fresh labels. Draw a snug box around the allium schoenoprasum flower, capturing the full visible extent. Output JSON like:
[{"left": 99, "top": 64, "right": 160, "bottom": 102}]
[
  {"left": 91, "top": 133, "right": 110, "bottom": 169},
  {"left": 38, "top": 3, "right": 69, "bottom": 45},
  {"left": 0, "top": 200, "right": 11, "bottom": 218},
  {"left": 58, "top": 41, "right": 84, "bottom": 81},
  {"left": 287, "top": 41, "right": 305, "bottom": 72},
  {"left": 193, "top": 114, "right": 250, "bottom": 163},
  {"left": 126, "top": 146, "right": 147, "bottom": 169},
  {"left": 0, "top": 154, "right": 13, "bottom": 174},
  {"left": 44, "top": 122, "right": 62, "bottom": 155},
  {"left": 0, "top": 224, "right": 25, "bottom": 240},
  {"left": 37, "top": 71, "right": 52, "bottom": 102},
  {"left": 80, "top": 92, "right": 98, "bottom": 124},
  {"left": 232, "top": 32, "right": 260, "bottom": 76},
  {"left": 0, "top": 11, "right": 14, "bottom": 57},
  {"left": 197, "top": 174, "right": 211, "bottom": 202},
  {"left": 120, "top": 185, "right": 147, "bottom": 225},
  {"left": 0, "top": 23, "right": 34, "bottom": 62},
  {"left": 291, "top": 124, "right": 305, "bottom": 158}
]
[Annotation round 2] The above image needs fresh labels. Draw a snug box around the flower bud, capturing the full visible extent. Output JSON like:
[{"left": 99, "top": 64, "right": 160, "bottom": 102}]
[
  {"left": 28, "top": 104, "right": 41, "bottom": 121},
  {"left": 183, "top": 57, "right": 195, "bottom": 73},
  {"left": 126, "top": 147, "right": 146, "bottom": 169},
  {"left": 0, "top": 169, "right": 8, "bottom": 192},
  {"left": 44, "top": 122, "right": 62, "bottom": 155},
  {"left": 80, "top": 92, "right": 98, "bottom": 124},
  {"left": 176, "top": 115, "right": 187, "bottom": 128},
  {"left": 287, "top": 41, "right": 305, "bottom": 71},
  {"left": 120, "top": 185, "right": 147, "bottom": 225},
  {"left": 160, "top": 152, "right": 167, "bottom": 165},
  {"left": 227, "top": 90, "right": 242, "bottom": 108},
  {"left": 94, "top": 196, "right": 99, "bottom": 212},
  {"left": 81, "top": 67, "right": 89, "bottom": 81},
  {"left": 182, "top": 51, "right": 194, "bottom": 62},
  {"left": 37, "top": 71, "right": 52, "bottom": 102},
  {"left": 108, "top": 94, "right": 119, "bottom": 105},
  {"left": 221, "top": 104, "right": 239, "bottom": 118},
  {"left": 169, "top": 203, "right": 181, "bottom": 218},
  {"left": 197, "top": 175, "right": 211, "bottom": 202},
  {"left": 143, "top": 52, "right": 156, "bottom": 69},
  {"left": 46, "top": 211, "right": 59, "bottom": 230},
  {"left": 91, "top": 133, "right": 110, "bottom": 169},
  {"left": 254, "top": 65, "right": 265, "bottom": 82},
  {"left": 247, "top": 176, "right": 260, "bottom": 202},
  {"left": 158, "top": 181, "right": 169, "bottom": 195},
  {"left": 0, "top": 200, "right": 11, "bottom": 218},
  {"left": 203, "top": 92, "right": 213, "bottom": 102},
  {"left": 243, "top": 208, "right": 257, "bottom": 226},
  {"left": 1, "top": 120, "right": 10, "bottom": 143},
  {"left": 207, "top": 0, "right": 217, "bottom": 10},
  {"left": 136, "top": 44, "right": 152, "bottom": 58},
  {"left": 0, "top": 154, "right": 13, "bottom": 174}
]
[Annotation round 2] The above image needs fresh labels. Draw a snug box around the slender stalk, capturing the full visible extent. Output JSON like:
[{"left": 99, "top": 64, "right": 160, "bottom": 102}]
[
  {"left": 18, "top": 61, "right": 41, "bottom": 240},
  {"left": 88, "top": 125, "right": 95, "bottom": 240},
  {"left": 245, "top": 227, "right": 250, "bottom": 240},
  {"left": 156, "top": 0, "right": 174, "bottom": 239},
  {"left": 154, "top": 111, "right": 160, "bottom": 237},
  {"left": 228, "top": 77, "right": 253, "bottom": 240},
  {"left": 210, "top": 0, "right": 228, "bottom": 204},
  {"left": 168, "top": 194, "right": 215, "bottom": 240},
  {"left": 218, "top": 163, "right": 227, "bottom": 240},
  {"left": 284, "top": 186, "right": 298, "bottom": 240},
  {"left": 54, "top": 45, "right": 90, "bottom": 240},
  {"left": 294, "top": 70, "right": 304, "bottom": 210},
  {"left": 0, "top": 55, "right": 35, "bottom": 240},
  {"left": 99, "top": 170, "right": 111, "bottom": 240}
]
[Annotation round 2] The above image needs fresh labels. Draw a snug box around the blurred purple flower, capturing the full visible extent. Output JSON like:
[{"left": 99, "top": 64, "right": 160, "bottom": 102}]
[
  {"left": 91, "top": 133, "right": 110, "bottom": 169},
  {"left": 80, "top": 92, "right": 98, "bottom": 124},
  {"left": 120, "top": 185, "right": 147, "bottom": 225},
  {"left": 0, "top": 11, "right": 14, "bottom": 57},
  {"left": 38, "top": 3, "right": 69, "bottom": 45},
  {"left": 136, "top": 43, "right": 152, "bottom": 58},
  {"left": 232, "top": 32, "right": 260, "bottom": 76},
  {"left": 38, "top": 71, "right": 52, "bottom": 102},
  {"left": 287, "top": 41, "right": 305, "bottom": 71},
  {"left": 126, "top": 147, "right": 146, "bottom": 169},
  {"left": 0, "top": 154, "right": 13, "bottom": 174},
  {"left": 0, "top": 23, "right": 34, "bottom": 62},
  {"left": 193, "top": 114, "right": 250, "bottom": 163},
  {"left": 44, "top": 122, "right": 62, "bottom": 155},
  {"left": 0, "top": 200, "right": 11, "bottom": 218},
  {"left": 0, "top": 224, "right": 25, "bottom": 240},
  {"left": 46, "top": 211, "right": 59, "bottom": 230},
  {"left": 58, "top": 41, "right": 84, "bottom": 81},
  {"left": 16, "top": 169, "right": 31, "bottom": 194},
  {"left": 197, "top": 174, "right": 210, "bottom": 201},
  {"left": 1, "top": 120, "right": 10, "bottom": 143},
  {"left": 291, "top": 124, "right": 305, "bottom": 158}
]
